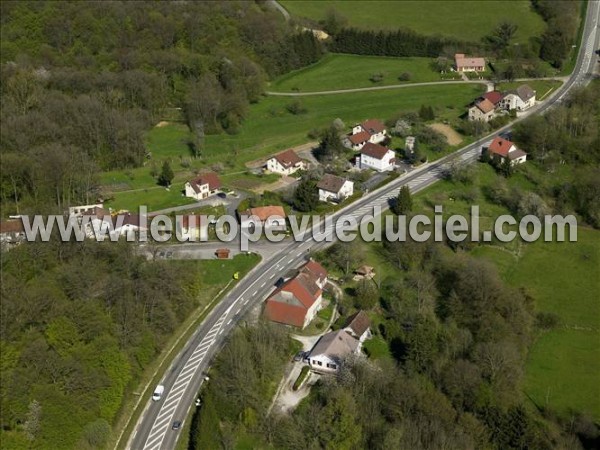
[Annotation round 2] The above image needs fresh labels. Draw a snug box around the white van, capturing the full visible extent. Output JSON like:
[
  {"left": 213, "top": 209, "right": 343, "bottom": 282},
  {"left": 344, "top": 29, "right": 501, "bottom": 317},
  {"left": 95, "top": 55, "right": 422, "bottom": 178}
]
[{"left": 152, "top": 385, "right": 165, "bottom": 401}]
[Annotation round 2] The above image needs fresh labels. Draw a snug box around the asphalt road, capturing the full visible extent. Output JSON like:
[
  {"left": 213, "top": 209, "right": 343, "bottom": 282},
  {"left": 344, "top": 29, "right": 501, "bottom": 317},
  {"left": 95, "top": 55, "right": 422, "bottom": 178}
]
[{"left": 127, "top": 3, "right": 599, "bottom": 448}]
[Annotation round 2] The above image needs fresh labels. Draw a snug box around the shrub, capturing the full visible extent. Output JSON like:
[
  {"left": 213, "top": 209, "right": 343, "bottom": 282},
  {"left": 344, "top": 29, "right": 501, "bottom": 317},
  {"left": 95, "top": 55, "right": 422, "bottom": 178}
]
[
  {"left": 398, "top": 72, "right": 412, "bottom": 81},
  {"left": 293, "top": 366, "right": 310, "bottom": 391}
]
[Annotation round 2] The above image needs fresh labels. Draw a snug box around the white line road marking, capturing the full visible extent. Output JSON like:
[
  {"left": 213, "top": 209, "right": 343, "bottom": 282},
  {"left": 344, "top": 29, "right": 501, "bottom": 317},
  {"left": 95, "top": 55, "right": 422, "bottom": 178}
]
[
  {"left": 261, "top": 281, "right": 266, "bottom": 287},
  {"left": 244, "top": 298, "right": 249, "bottom": 305},
  {"left": 227, "top": 319, "right": 232, "bottom": 325},
  {"left": 288, "top": 258, "right": 294, "bottom": 263},
  {"left": 253, "top": 290, "right": 258, "bottom": 296}
]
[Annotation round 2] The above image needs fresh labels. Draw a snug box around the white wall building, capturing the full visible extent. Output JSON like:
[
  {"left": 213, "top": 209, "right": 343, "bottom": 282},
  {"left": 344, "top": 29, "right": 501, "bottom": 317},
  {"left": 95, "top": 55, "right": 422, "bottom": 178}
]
[
  {"left": 359, "top": 143, "right": 396, "bottom": 172},
  {"left": 317, "top": 174, "right": 354, "bottom": 203}
]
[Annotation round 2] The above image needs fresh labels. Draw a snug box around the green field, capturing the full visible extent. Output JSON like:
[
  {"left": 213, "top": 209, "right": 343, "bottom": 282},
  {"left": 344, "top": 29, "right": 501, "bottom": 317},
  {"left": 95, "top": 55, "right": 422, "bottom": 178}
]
[
  {"left": 271, "top": 53, "right": 446, "bottom": 92},
  {"left": 102, "top": 83, "right": 484, "bottom": 211},
  {"left": 280, "top": 0, "right": 546, "bottom": 43},
  {"left": 475, "top": 230, "right": 600, "bottom": 420}
]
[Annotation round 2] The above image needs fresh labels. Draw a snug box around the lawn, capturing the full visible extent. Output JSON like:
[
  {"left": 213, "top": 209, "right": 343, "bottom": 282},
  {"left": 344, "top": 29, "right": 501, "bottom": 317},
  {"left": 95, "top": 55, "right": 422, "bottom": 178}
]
[
  {"left": 271, "top": 53, "right": 443, "bottom": 92},
  {"left": 101, "top": 83, "right": 484, "bottom": 211},
  {"left": 280, "top": 1, "right": 546, "bottom": 44}
]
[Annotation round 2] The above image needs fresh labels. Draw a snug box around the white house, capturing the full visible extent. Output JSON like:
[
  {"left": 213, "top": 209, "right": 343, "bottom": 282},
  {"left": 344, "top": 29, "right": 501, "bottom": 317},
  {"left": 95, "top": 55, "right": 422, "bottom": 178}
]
[
  {"left": 307, "top": 330, "right": 361, "bottom": 373},
  {"left": 184, "top": 172, "right": 221, "bottom": 200},
  {"left": 487, "top": 136, "right": 527, "bottom": 165},
  {"left": 345, "top": 119, "right": 387, "bottom": 151},
  {"left": 359, "top": 142, "right": 396, "bottom": 172},
  {"left": 266, "top": 149, "right": 305, "bottom": 175},
  {"left": 68, "top": 203, "right": 104, "bottom": 217},
  {"left": 499, "top": 85, "right": 536, "bottom": 111},
  {"left": 468, "top": 98, "right": 496, "bottom": 122},
  {"left": 317, "top": 174, "right": 354, "bottom": 203},
  {"left": 239, "top": 205, "right": 287, "bottom": 232},
  {"left": 343, "top": 310, "right": 372, "bottom": 344},
  {"left": 455, "top": 53, "right": 486, "bottom": 72}
]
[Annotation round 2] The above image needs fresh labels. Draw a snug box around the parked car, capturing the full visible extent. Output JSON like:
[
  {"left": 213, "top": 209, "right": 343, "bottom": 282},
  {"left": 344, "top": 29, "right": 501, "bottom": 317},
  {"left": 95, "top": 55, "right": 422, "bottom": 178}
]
[{"left": 293, "top": 351, "right": 305, "bottom": 362}]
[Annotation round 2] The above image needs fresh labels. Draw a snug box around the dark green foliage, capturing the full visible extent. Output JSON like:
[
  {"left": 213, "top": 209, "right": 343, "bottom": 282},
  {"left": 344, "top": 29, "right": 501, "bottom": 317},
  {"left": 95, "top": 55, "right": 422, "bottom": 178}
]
[
  {"left": 157, "top": 161, "right": 174, "bottom": 187},
  {"left": 392, "top": 185, "right": 413, "bottom": 215},
  {"left": 286, "top": 100, "right": 308, "bottom": 115},
  {"left": 330, "top": 27, "right": 475, "bottom": 58},
  {"left": 533, "top": 0, "right": 580, "bottom": 68},
  {"left": 419, "top": 104, "right": 435, "bottom": 121},
  {"left": 314, "top": 125, "right": 345, "bottom": 162},
  {"left": 293, "top": 177, "right": 319, "bottom": 212},
  {"left": 483, "top": 21, "right": 518, "bottom": 52}
]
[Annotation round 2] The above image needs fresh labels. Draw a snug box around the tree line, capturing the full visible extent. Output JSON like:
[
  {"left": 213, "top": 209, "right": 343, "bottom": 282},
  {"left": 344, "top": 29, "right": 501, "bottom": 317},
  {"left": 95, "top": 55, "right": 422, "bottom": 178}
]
[{"left": 329, "top": 27, "right": 476, "bottom": 58}]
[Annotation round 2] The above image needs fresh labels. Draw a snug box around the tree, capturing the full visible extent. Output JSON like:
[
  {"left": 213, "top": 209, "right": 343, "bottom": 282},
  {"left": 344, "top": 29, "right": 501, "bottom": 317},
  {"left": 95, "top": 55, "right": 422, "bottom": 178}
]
[
  {"left": 315, "top": 125, "right": 344, "bottom": 162},
  {"left": 484, "top": 21, "right": 518, "bottom": 52},
  {"left": 354, "top": 279, "right": 379, "bottom": 309},
  {"left": 293, "top": 177, "right": 318, "bottom": 212},
  {"left": 24, "top": 400, "right": 42, "bottom": 442},
  {"left": 419, "top": 104, "right": 435, "bottom": 121},
  {"left": 392, "top": 185, "right": 413, "bottom": 215},
  {"left": 157, "top": 161, "right": 174, "bottom": 187},
  {"left": 327, "top": 241, "right": 361, "bottom": 275},
  {"left": 322, "top": 8, "right": 348, "bottom": 35}
]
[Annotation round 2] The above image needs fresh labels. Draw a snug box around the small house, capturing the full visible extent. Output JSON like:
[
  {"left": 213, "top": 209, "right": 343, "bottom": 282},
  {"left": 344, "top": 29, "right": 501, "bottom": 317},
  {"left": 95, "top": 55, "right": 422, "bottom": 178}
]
[
  {"left": 454, "top": 53, "right": 486, "bottom": 72},
  {"left": 317, "top": 174, "right": 354, "bottom": 203},
  {"left": 359, "top": 143, "right": 396, "bottom": 172},
  {"left": 185, "top": 172, "right": 221, "bottom": 200},
  {"left": 266, "top": 149, "right": 306, "bottom": 176},
  {"left": 307, "top": 330, "right": 360, "bottom": 373},
  {"left": 486, "top": 136, "right": 527, "bottom": 165}
]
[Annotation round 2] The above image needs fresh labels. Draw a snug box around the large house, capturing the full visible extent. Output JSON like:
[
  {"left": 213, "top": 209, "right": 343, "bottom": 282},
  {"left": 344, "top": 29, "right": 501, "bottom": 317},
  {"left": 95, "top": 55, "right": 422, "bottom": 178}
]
[
  {"left": 317, "top": 174, "right": 354, "bottom": 203},
  {"left": 239, "top": 205, "right": 287, "bottom": 232},
  {"left": 307, "top": 329, "right": 361, "bottom": 373},
  {"left": 343, "top": 310, "right": 372, "bottom": 344},
  {"left": 185, "top": 172, "right": 221, "bottom": 200},
  {"left": 68, "top": 203, "right": 105, "bottom": 217},
  {"left": 264, "top": 260, "right": 328, "bottom": 329},
  {"left": 468, "top": 85, "right": 536, "bottom": 121},
  {"left": 468, "top": 98, "right": 496, "bottom": 122},
  {"left": 454, "top": 53, "right": 485, "bottom": 72},
  {"left": 499, "top": 85, "right": 536, "bottom": 111},
  {"left": 486, "top": 136, "right": 527, "bottom": 165},
  {"left": 266, "top": 149, "right": 306, "bottom": 175},
  {"left": 345, "top": 119, "right": 387, "bottom": 150},
  {"left": 358, "top": 142, "right": 396, "bottom": 172}
]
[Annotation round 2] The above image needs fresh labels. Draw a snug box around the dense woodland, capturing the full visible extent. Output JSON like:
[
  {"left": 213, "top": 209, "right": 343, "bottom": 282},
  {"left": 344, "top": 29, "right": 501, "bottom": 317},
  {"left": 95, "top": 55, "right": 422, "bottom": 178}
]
[
  {"left": 0, "top": 1, "right": 323, "bottom": 214},
  {"left": 0, "top": 241, "right": 202, "bottom": 448}
]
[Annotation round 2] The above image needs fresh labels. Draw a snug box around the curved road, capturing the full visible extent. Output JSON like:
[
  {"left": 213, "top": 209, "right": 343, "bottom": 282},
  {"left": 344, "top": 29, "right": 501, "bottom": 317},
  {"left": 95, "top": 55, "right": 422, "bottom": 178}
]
[{"left": 127, "top": 2, "right": 599, "bottom": 449}]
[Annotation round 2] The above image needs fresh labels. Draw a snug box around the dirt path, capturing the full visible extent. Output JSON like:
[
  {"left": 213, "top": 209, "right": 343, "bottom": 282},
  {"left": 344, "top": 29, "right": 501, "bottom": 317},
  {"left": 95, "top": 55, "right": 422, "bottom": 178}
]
[
  {"left": 266, "top": 77, "right": 567, "bottom": 97},
  {"left": 429, "top": 123, "right": 464, "bottom": 146}
]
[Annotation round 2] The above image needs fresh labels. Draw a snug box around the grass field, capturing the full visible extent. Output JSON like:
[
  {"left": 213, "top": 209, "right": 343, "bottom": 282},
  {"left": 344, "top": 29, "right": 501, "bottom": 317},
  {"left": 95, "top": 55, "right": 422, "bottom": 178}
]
[
  {"left": 280, "top": 1, "right": 546, "bottom": 44},
  {"left": 474, "top": 229, "right": 600, "bottom": 420},
  {"left": 271, "top": 53, "right": 443, "bottom": 92},
  {"left": 101, "top": 83, "right": 484, "bottom": 211}
]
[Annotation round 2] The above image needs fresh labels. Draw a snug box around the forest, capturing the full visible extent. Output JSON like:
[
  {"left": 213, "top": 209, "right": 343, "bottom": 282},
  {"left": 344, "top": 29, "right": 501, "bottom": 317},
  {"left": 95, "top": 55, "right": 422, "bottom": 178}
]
[
  {"left": 0, "top": 241, "right": 202, "bottom": 448},
  {"left": 0, "top": 1, "right": 323, "bottom": 214}
]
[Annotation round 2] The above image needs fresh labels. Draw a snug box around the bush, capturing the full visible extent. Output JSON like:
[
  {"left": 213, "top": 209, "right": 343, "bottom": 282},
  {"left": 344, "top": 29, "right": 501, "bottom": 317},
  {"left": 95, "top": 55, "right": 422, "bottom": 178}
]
[
  {"left": 370, "top": 72, "right": 384, "bottom": 83},
  {"left": 293, "top": 366, "right": 310, "bottom": 391},
  {"left": 535, "top": 312, "right": 560, "bottom": 330},
  {"left": 398, "top": 72, "right": 412, "bottom": 81},
  {"left": 286, "top": 100, "right": 307, "bottom": 115}
]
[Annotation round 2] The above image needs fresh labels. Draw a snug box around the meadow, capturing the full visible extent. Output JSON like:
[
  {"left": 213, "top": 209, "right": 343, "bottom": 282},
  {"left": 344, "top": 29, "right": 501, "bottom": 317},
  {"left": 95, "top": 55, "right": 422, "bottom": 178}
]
[
  {"left": 280, "top": 0, "right": 547, "bottom": 44},
  {"left": 271, "top": 53, "right": 444, "bottom": 92},
  {"left": 102, "top": 83, "right": 484, "bottom": 211}
]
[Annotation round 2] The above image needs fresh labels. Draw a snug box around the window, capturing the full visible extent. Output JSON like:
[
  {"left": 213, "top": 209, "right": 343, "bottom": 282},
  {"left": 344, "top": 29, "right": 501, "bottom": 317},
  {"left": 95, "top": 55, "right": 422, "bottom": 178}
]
[
  {"left": 327, "top": 363, "right": 337, "bottom": 370},
  {"left": 317, "top": 361, "right": 322, "bottom": 366}
]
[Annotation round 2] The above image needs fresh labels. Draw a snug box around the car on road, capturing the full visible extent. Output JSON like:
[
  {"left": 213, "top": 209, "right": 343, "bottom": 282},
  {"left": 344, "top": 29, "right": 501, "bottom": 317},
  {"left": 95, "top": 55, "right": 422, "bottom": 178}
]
[{"left": 172, "top": 420, "right": 182, "bottom": 430}]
